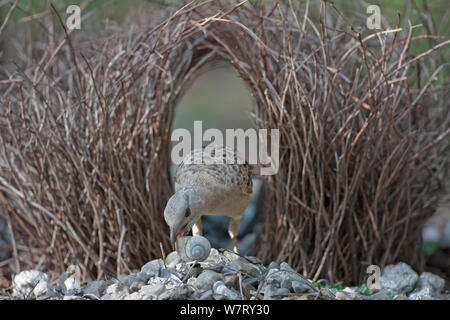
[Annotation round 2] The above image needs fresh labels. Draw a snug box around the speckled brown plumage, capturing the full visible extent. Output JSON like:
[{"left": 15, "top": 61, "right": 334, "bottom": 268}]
[
  {"left": 175, "top": 146, "right": 253, "bottom": 196},
  {"left": 165, "top": 145, "right": 253, "bottom": 253}
]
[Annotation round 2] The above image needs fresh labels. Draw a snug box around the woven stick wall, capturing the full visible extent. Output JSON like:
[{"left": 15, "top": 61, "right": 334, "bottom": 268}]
[{"left": 0, "top": 1, "right": 448, "bottom": 283}]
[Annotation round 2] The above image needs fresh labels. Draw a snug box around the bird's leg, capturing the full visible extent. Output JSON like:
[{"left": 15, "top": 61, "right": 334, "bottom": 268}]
[
  {"left": 228, "top": 218, "right": 240, "bottom": 254},
  {"left": 192, "top": 218, "right": 203, "bottom": 236}
]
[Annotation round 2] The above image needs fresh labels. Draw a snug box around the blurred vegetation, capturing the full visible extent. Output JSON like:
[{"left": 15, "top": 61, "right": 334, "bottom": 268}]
[
  {"left": 2, "top": 0, "right": 447, "bottom": 55},
  {"left": 1, "top": 0, "right": 448, "bottom": 131},
  {"left": 172, "top": 66, "right": 255, "bottom": 132},
  {"left": 1, "top": 0, "right": 448, "bottom": 37}
]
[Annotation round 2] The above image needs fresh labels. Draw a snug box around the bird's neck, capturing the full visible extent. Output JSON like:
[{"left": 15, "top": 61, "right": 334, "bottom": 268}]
[
  {"left": 179, "top": 183, "right": 205, "bottom": 213},
  {"left": 181, "top": 182, "right": 220, "bottom": 214},
  {"left": 195, "top": 182, "right": 230, "bottom": 214}
]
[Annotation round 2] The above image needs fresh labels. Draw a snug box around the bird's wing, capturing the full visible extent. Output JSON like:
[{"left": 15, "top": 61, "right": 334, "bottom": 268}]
[
  {"left": 238, "top": 162, "right": 253, "bottom": 196},
  {"left": 174, "top": 146, "right": 253, "bottom": 196}
]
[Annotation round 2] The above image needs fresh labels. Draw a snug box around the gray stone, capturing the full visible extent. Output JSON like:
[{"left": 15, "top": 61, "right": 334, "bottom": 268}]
[
  {"left": 213, "top": 293, "right": 228, "bottom": 300},
  {"left": 201, "top": 259, "right": 225, "bottom": 273},
  {"left": 135, "top": 284, "right": 165, "bottom": 300},
  {"left": 122, "top": 283, "right": 164, "bottom": 300},
  {"left": 263, "top": 284, "right": 290, "bottom": 300},
  {"left": 363, "top": 289, "right": 394, "bottom": 300},
  {"left": 57, "top": 272, "right": 68, "bottom": 291},
  {"left": 84, "top": 280, "right": 108, "bottom": 297},
  {"left": 279, "top": 262, "right": 297, "bottom": 273},
  {"left": 381, "top": 262, "right": 418, "bottom": 294},
  {"left": 118, "top": 274, "right": 137, "bottom": 287},
  {"left": 124, "top": 291, "right": 143, "bottom": 300},
  {"left": 202, "top": 248, "right": 226, "bottom": 265},
  {"left": 165, "top": 268, "right": 184, "bottom": 281},
  {"left": 165, "top": 251, "right": 181, "bottom": 268},
  {"left": 16, "top": 252, "right": 450, "bottom": 301},
  {"left": 221, "top": 248, "right": 240, "bottom": 262},
  {"left": 165, "top": 271, "right": 182, "bottom": 283},
  {"left": 199, "top": 289, "right": 213, "bottom": 300},
  {"left": 34, "top": 279, "right": 52, "bottom": 298},
  {"left": 262, "top": 285, "right": 275, "bottom": 300},
  {"left": 335, "top": 291, "right": 352, "bottom": 300},
  {"left": 223, "top": 273, "right": 238, "bottom": 288},
  {"left": 64, "top": 276, "right": 81, "bottom": 295},
  {"left": 148, "top": 275, "right": 182, "bottom": 291},
  {"left": 195, "top": 270, "right": 223, "bottom": 291},
  {"left": 230, "top": 259, "right": 264, "bottom": 278},
  {"left": 264, "top": 269, "right": 284, "bottom": 285},
  {"left": 62, "top": 265, "right": 82, "bottom": 295},
  {"left": 160, "top": 268, "right": 172, "bottom": 278},
  {"left": 342, "top": 287, "right": 356, "bottom": 294},
  {"left": 188, "top": 265, "right": 203, "bottom": 279},
  {"left": 416, "top": 272, "right": 445, "bottom": 294},
  {"left": 242, "top": 277, "right": 258, "bottom": 287},
  {"left": 129, "top": 281, "right": 145, "bottom": 293},
  {"left": 101, "top": 283, "right": 129, "bottom": 300},
  {"left": 267, "top": 262, "right": 279, "bottom": 270},
  {"left": 142, "top": 284, "right": 164, "bottom": 299},
  {"left": 12, "top": 270, "right": 51, "bottom": 299},
  {"left": 264, "top": 268, "right": 308, "bottom": 289},
  {"left": 280, "top": 278, "right": 293, "bottom": 291},
  {"left": 135, "top": 272, "right": 150, "bottom": 283},
  {"left": 244, "top": 256, "right": 263, "bottom": 265},
  {"left": 274, "top": 287, "right": 290, "bottom": 297},
  {"left": 335, "top": 291, "right": 353, "bottom": 300},
  {"left": 38, "top": 293, "right": 62, "bottom": 300},
  {"left": 213, "top": 281, "right": 241, "bottom": 300},
  {"left": 242, "top": 282, "right": 257, "bottom": 298},
  {"left": 291, "top": 280, "right": 312, "bottom": 293},
  {"left": 141, "top": 259, "right": 164, "bottom": 277},
  {"left": 319, "top": 287, "right": 337, "bottom": 300},
  {"left": 336, "top": 287, "right": 361, "bottom": 300},
  {"left": 66, "top": 265, "right": 82, "bottom": 280},
  {"left": 408, "top": 287, "right": 436, "bottom": 300},
  {"left": 159, "top": 285, "right": 192, "bottom": 300},
  {"left": 393, "top": 294, "right": 409, "bottom": 300},
  {"left": 63, "top": 295, "right": 87, "bottom": 300},
  {"left": 173, "top": 261, "right": 201, "bottom": 280}
]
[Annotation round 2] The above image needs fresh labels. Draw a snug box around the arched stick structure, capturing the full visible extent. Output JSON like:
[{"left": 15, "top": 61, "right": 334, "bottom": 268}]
[{"left": 0, "top": 1, "right": 447, "bottom": 283}]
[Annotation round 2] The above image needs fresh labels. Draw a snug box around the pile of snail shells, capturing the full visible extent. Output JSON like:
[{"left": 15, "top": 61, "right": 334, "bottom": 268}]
[{"left": 175, "top": 235, "right": 211, "bottom": 262}]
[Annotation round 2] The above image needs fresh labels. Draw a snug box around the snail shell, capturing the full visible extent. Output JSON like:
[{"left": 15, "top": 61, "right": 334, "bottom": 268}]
[{"left": 175, "top": 235, "right": 211, "bottom": 262}]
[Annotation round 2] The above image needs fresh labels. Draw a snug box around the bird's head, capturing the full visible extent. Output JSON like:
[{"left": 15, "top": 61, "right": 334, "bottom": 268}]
[{"left": 164, "top": 186, "right": 204, "bottom": 249}]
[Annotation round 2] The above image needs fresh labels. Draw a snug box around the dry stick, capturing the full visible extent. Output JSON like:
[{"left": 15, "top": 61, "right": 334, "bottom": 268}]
[
  {"left": 238, "top": 271, "right": 244, "bottom": 300},
  {"left": 0, "top": 0, "right": 18, "bottom": 37},
  {"left": 389, "top": 39, "right": 450, "bottom": 77},
  {"left": 0, "top": 189, "right": 50, "bottom": 258},
  {"left": 6, "top": 212, "right": 20, "bottom": 273},
  {"left": 117, "top": 227, "right": 127, "bottom": 278},
  {"left": 159, "top": 242, "right": 166, "bottom": 262},
  {"left": 49, "top": 3, "right": 84, "bottom": 96}
]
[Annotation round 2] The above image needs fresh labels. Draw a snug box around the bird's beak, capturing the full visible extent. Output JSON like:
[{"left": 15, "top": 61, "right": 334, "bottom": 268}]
[
  {"left": 170, "top": 227, "right": 176, "bottom": 250},
  {"left": 170, "top": 224, "right": 187, "bottom": 250}
]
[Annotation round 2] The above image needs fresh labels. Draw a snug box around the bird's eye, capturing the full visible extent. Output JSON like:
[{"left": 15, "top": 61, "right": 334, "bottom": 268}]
[{"left": 185, "top": 207, "right": 191, "bottom": 217}]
